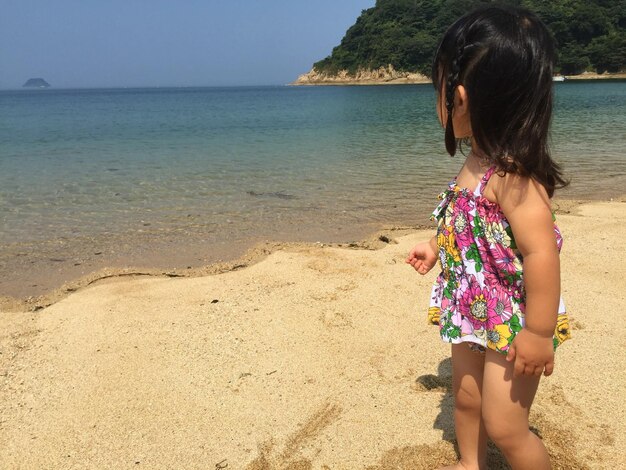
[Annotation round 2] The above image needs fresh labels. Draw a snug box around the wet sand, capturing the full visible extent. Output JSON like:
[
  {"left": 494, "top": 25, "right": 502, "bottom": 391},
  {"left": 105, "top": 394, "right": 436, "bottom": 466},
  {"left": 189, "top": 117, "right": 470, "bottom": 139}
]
[
  {"left": 0, "top": 198, "right": 624, "bottom": 469},
  {"left": 0, "top": 218, "right": 390, "bottom": 304}
]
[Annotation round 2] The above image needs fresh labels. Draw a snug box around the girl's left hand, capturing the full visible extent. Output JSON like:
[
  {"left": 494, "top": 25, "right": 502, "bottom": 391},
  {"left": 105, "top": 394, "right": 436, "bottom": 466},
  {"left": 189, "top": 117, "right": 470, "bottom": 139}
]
[
  {"left": 506, "top": 328, "right": 555, "bottom": 377},
  {"left": 406, "top": 241, "right": 438, "bottom": 275}
]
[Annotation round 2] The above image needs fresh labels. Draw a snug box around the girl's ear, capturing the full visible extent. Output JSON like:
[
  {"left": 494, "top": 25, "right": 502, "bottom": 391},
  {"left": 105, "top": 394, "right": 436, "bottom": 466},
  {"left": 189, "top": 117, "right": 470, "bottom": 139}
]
[
  {"left": 453, "top": 85, "right": 472, "bottom": 139},
  {"left": 454, "top": 85, "right": 469, "bottom": 117}
]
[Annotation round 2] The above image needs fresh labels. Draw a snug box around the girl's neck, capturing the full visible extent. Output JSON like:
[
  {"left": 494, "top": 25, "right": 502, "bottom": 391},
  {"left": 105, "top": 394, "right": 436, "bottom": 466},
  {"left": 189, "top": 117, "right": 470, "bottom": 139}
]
[
  {"left": 455, "top": 146, "right": 493, "bottom": 191},
  {"left": 465, "top": 146, "right": 491, "bottom": 174}
]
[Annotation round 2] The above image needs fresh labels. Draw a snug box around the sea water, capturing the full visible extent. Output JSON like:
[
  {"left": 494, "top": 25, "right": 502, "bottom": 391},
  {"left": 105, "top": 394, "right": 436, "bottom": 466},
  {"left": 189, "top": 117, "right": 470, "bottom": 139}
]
[{"left": 1, "top": 82, "right": 624, "bottom": 295}]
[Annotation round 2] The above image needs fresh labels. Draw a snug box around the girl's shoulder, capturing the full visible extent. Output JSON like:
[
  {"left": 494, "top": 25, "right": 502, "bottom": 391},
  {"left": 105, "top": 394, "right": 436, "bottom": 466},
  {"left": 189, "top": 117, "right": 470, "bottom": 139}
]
[{"left": 483, "top": 169, "right": 552, "bottom": 215}]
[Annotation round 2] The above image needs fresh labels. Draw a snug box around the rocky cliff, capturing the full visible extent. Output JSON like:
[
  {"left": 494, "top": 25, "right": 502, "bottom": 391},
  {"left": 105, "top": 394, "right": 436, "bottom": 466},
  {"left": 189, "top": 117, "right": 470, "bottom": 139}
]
[{"left": 291, "top": 65, "right": 429, "bottom": 86}]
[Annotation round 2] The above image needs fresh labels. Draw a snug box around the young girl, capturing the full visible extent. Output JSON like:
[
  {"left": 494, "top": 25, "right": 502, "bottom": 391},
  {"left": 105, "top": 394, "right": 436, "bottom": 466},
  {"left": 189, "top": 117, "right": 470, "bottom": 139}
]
[{"left": 405, "top": 5, "right": 571, "bottom": 470}]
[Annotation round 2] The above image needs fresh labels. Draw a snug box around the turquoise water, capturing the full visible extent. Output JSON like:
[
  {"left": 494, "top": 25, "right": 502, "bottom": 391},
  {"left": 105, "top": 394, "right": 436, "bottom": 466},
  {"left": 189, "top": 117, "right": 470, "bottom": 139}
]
[{"left": 1, "top": 82, "right": 625, "bottom": 293}]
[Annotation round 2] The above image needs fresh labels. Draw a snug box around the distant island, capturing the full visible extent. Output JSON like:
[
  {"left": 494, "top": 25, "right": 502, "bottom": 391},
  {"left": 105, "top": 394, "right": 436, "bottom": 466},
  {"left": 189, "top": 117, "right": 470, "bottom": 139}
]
[
  {"left": 23, "top": 78, "right": 51, "bottom": 88},
  {"left": 294, "top": 0, "right": 626, "bottom": 85}
]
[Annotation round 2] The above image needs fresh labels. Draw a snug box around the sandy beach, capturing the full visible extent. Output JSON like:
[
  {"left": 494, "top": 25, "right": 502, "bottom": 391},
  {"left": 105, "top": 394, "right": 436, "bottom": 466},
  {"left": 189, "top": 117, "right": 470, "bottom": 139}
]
[{"left": 1, "top": 198, "right": 625, "bottom": 469}]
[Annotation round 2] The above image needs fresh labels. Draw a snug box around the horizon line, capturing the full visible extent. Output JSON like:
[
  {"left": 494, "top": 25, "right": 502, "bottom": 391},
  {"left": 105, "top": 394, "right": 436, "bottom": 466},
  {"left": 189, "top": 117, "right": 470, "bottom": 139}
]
[{"left": 0, "top": 83, "right": 297, "bottom": 91}]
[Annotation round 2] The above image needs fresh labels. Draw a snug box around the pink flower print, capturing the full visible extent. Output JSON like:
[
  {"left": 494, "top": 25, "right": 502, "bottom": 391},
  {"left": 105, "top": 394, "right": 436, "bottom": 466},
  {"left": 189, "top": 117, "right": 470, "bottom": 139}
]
[
  {"left": 477, "top": 243, "right": 499, "bottom": 278},
  {"left": 461, "top": 317, "right": 474, "bottom": 336},
  {"left": 492, "top": 286, "right": 514, "bottom": 322},
  {"left": 491, "top": 243, "right": 521, "bottom": 276},
  {"left": 475, "top": 203, "right": 490, "bottom": 222},
  {"left": 482, "top": 265, "right": 500, "bottom": 287},
  {"left": 454, "top": 194, "right": 472, "bottom": 214},
  {"left": 476, "top": 203, "right": 502, "bottom": 225},
  {"left": 459, "top": 277, "right": 499, "bottom": 329},
  {"left": 457, "top": 275, "right": 470, "bottom": 294},
  {"left": 452, "top": 211, "right": 474, "bottom": 249},
  {"left": 439, "top": 297, "right": 455, "bottom": 323},
  {"left": 554, "top": 225, "right": 564, "bottom": 251},
  {"left": 439, "top": 297, "right": 452, "bottom": 325},
  {"left": 483, "top": 303, "right": 504, "bottom": 330}
]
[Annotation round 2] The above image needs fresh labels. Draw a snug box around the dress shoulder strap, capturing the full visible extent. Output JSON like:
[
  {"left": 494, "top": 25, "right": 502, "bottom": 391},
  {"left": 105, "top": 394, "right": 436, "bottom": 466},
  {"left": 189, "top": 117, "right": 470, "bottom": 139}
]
[{"left": 474, "top": 166, "right": 497, "bottom": 197}]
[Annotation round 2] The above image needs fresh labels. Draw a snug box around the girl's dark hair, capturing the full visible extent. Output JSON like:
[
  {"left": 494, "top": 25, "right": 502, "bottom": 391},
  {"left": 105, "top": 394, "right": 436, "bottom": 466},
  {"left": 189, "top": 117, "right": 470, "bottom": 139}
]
[{"left": 432, "top": 4, "right": 568, "bottom": 196}]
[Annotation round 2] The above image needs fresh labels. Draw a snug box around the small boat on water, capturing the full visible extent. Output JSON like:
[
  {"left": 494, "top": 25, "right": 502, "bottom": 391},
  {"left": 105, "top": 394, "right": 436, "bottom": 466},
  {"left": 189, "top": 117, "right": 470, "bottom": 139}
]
[{"left": 553, "top": 75, "right": 566, "bottom": 82}]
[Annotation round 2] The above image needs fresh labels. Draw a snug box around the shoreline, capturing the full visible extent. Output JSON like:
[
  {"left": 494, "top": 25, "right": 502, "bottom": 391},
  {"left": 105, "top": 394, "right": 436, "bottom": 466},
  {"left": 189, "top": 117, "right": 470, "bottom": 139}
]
[
  {"left": 289, "top": 77, "right": 431, "bottom": 86},
  {"left": 0, "top": 223, "right": 428, "bottom": 313},
  {"left": 290, "top": 71, "right": 626, "bottom": 86},
  {"left": 0, "top": 196, "right": 612, "bottom": 313}
]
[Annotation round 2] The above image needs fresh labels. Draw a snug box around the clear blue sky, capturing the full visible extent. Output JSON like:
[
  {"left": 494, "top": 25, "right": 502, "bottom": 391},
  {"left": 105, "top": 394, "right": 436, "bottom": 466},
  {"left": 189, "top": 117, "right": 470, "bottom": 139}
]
[{"left": 0, "top": 0, "right": 376, "bottom": 88}]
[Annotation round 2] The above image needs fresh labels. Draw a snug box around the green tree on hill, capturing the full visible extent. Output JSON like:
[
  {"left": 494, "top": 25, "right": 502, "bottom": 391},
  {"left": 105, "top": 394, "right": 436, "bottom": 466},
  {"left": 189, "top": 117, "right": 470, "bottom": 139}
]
[{"left": 312, "top": 0, "right": 626, "bottom": 77}]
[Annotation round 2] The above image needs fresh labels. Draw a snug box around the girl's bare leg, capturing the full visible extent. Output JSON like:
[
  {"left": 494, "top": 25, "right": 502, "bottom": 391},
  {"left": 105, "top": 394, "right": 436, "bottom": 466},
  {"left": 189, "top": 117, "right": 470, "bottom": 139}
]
[
  {"left": 439, "top": 343, "right": 488, "bottom": 470},
  {"left": 481, "top": 349, "right": 550, "bottom": 470}
]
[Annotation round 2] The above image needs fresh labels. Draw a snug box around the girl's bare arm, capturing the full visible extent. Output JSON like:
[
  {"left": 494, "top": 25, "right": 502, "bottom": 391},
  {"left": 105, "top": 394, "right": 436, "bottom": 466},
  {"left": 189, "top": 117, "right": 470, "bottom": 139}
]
[{"left": 493, "top": 173, "right": 559, "bottom": 376}]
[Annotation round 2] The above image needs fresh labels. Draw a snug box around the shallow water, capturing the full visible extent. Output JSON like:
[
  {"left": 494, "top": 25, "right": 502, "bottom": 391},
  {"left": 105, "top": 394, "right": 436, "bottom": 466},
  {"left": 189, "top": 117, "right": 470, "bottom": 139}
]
[{"left": 1, "top": 81, "right": 625, "bottom": 297}]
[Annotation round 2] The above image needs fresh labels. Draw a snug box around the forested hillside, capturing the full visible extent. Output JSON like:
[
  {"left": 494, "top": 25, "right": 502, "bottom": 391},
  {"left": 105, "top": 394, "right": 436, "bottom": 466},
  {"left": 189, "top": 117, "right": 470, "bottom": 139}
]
[{"left": 313, "top": 0, "right": 626, "bottom": 76}]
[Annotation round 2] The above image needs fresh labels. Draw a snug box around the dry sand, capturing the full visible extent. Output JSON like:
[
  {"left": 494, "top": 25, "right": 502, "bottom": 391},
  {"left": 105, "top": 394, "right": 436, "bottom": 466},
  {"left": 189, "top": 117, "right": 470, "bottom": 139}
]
[{"left": 1, "top": 199, "right": 624, "bottom": 469}]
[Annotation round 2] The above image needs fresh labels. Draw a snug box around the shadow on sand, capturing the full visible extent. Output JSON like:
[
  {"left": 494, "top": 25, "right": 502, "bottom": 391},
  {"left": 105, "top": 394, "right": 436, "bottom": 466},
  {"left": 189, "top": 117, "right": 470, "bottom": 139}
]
[{"left": 245, "top": 358, "right": 590, "bottom": 469}]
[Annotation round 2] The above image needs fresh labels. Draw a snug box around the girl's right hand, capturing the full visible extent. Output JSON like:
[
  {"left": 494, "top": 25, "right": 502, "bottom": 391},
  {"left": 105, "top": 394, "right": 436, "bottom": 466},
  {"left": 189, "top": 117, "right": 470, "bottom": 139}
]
[{"left": 406, "top": 241, "right": 438, "bottom": 275}]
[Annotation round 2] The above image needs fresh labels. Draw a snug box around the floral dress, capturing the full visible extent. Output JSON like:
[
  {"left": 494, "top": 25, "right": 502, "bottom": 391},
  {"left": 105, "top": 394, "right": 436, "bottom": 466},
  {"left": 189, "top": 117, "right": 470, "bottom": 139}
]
[{"left": 428, "top": 166, "right": 571, "bottom": 354}]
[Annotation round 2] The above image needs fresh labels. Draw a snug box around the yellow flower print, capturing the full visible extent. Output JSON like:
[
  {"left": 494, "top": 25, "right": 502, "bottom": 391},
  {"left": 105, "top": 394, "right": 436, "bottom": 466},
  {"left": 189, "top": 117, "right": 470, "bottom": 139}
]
[
  {"left": 487, "top": 324, "right": 513, "bottom": 351},
  {"left": 470, "top": 294, "right": 488, "bottom": 322},
  {"left": 555, "top": 314, "right": 571, "bottom": 343},
  {"left": 428, "top": 307, "right": 441, "bottom": 325},
  {"left": 446, "top": 233, "right": 462, "bottom": 263},
  {"left": 438, "top": 229, "right": 461, "bottom": 264},
  {"left": 437, "top": 231, "right": 446, "bottom": 249}
]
